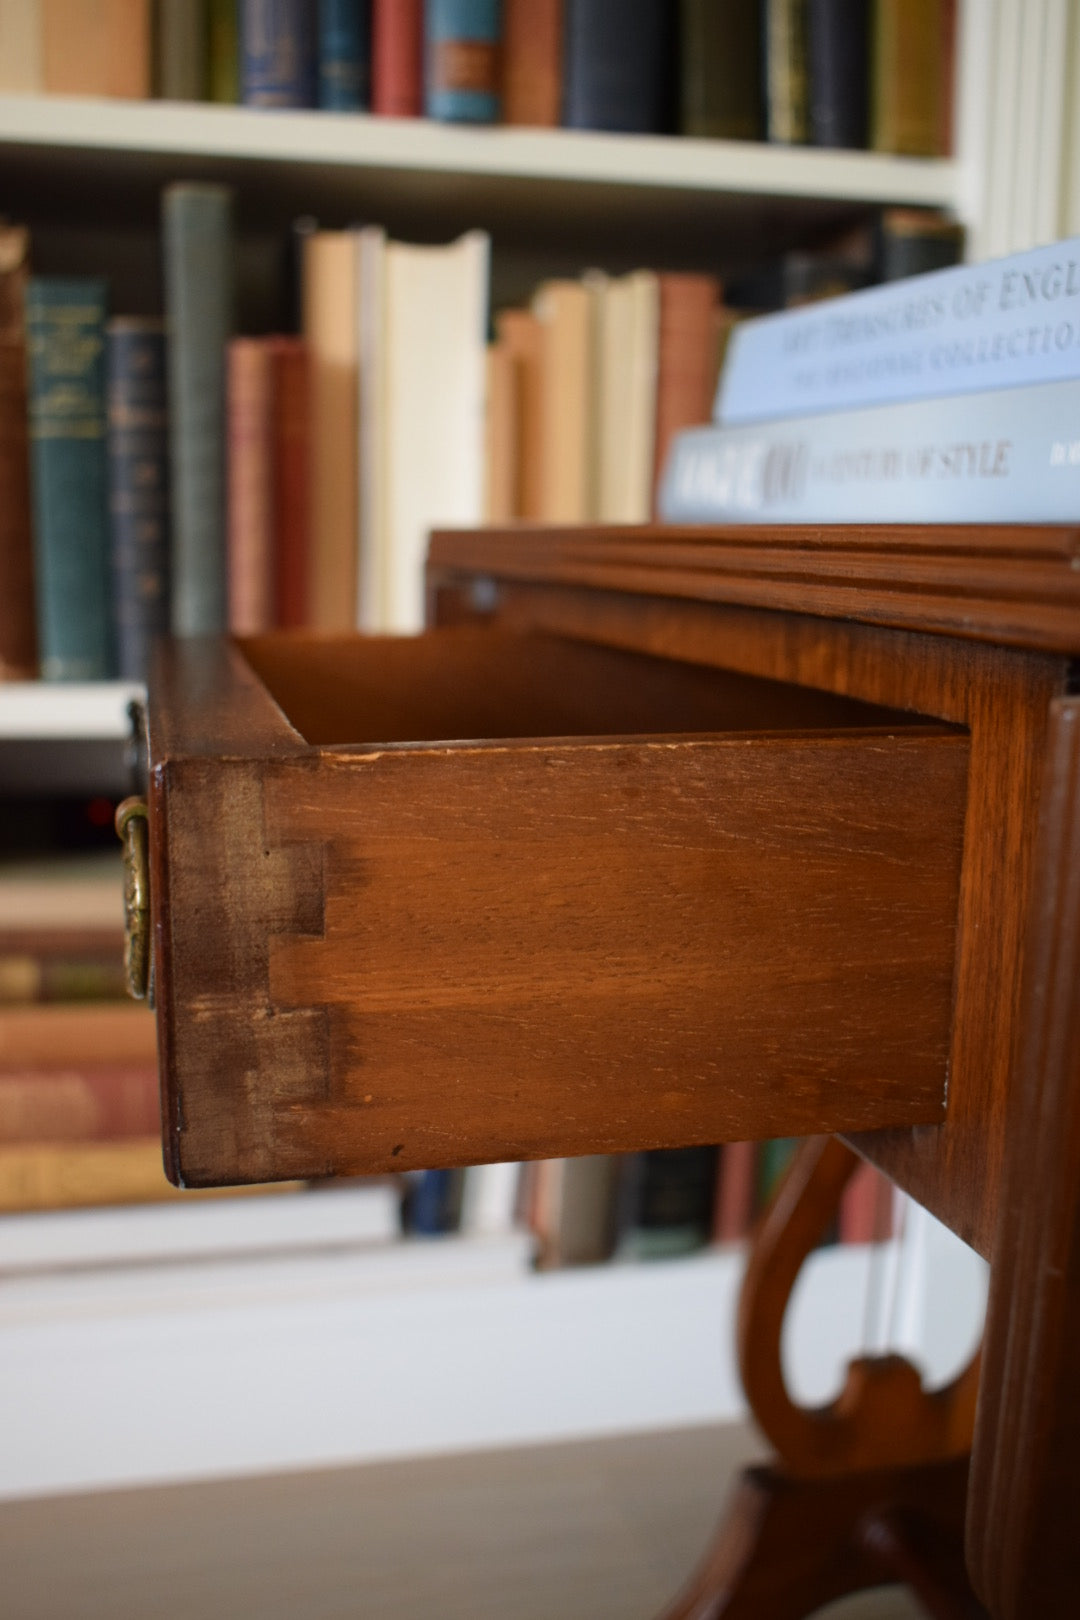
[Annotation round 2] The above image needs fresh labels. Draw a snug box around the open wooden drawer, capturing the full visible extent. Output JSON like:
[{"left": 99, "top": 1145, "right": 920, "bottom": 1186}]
[{"left": 143, "top": 626, "right": 968, "bottom": 1189}]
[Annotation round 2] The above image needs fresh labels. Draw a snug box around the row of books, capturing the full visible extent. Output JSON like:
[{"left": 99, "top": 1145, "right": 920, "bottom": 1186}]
[
  {"left": 403, "top": 1140, "right": 896, "bottom": 1263},
  {"left": 0, "top": 196, "right": 966, "bottom": 685},
  {"left": 660, "top": 232, "right": 1080, "bottom": 525},
  {"left": 0, "top": 0, "right": 957, "bottom": 156}
]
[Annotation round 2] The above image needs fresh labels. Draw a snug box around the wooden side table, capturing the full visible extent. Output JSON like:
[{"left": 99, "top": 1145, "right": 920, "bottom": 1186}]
[{"left": 141, "top": 524, "right": 1080, "bottom": 1618}]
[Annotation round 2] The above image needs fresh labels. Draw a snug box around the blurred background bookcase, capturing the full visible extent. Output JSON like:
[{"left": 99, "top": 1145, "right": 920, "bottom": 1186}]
[{"left": 0, "top": 0, "right": 1070, "bottom": 1496}]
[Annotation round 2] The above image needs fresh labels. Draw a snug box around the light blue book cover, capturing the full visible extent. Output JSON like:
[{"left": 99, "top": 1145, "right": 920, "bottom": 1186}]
[
  {"left": 717, "top": 237, "right": 1080, "bottom": 425},
  {"left": 661, "top": 376, "right": 1080, "bottom": 525}
]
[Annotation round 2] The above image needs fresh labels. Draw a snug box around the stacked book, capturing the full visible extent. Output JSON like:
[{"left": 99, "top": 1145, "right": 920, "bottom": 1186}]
[
  {"left": 0, "top": 0, "right": 957, "bottom": 155},
  {"left": 660, "top": 235, "right": 1080, "bottom": 525}
]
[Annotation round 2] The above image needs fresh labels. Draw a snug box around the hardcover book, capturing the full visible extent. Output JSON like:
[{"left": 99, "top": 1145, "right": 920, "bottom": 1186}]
[
  {"left": 563, "top": 0, "right": 673, "bottom": 134},
  {"left": 764, "top": 0, "right": 809, "bottom": 144},
  {"left": 716, "top": 236, "right": 1080, "bottom": 425},
  {"left": 502, "top": 0, "right": 561, "bottom": 127},
  {"left": 240, "top": 0, "right": 318, "bottom": 107},
  {"left": 106, "top": 318, "right": 170, "bottom": 683},
  {"left": 318, "top": 0, "right": 371, "bottom": 110},
  {"left": 661, "top": 377, "right": 1080, "bottom": 526},
  {"left": 372, "top": 0, "right": 422, "bottom": 115},
  {"left": 162, "top": 183, "right": 234, "bottom": 637},
  {"left": 424, "top": 0, "right": 501, "bottom": 123},
  {"left": 24, "top": 277, "right": 113, "bottom": 681},
  {"left": 679, "top": 0, "right": 763, "bottom": 142},
  {"left": 807, "top": 0, "right": 869, "bottom": 149},
  {"left": 226, "top": 338, "right": 276, "bottom": 635},
  {"left": 156, "top": 0, "right": 207, "bottom": 99}
]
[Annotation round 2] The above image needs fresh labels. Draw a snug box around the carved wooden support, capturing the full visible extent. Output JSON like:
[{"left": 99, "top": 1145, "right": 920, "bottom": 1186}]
[{"left": 658, "top": 1136, "right": 984, "bottom": 1620}]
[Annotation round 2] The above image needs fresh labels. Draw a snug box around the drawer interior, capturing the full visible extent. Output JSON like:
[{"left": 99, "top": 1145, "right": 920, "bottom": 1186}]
[{"left": 238, "top": 626, "right": 926, "bottom": 747}]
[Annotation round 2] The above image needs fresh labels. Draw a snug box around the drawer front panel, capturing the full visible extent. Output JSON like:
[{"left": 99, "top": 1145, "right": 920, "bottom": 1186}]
[{"left": 153, "top": 726, "right": 968, "bottom": 1187}]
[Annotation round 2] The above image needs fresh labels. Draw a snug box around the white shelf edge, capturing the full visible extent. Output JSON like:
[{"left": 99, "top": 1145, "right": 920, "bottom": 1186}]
[
  {"left": 0, "top": 95, "right": 962, "bottom": 209},
  {"left": 0, "top": 681, "right": 144, "bottom": 741}
]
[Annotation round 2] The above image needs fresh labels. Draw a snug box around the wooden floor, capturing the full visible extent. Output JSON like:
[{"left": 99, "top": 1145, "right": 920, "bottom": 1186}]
[{"left": 1, "top": 1424, "right": 922, "bottom": 1620}]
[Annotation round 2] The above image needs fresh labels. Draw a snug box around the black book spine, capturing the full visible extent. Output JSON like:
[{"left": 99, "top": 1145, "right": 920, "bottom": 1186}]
[
  {"left": 562, "top": 0, "right": 674, "bottom": 134},
  {"left": 807, "top": 0, "right": 869, "bottom": 149},
  {"left": 107, "top": 321, "right": 171, "bottom": 684}
]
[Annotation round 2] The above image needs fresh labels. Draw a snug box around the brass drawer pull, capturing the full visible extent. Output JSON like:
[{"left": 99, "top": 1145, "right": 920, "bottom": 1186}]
[{"left": 115, "top": 796, "right": 151, "bottom": 1004}]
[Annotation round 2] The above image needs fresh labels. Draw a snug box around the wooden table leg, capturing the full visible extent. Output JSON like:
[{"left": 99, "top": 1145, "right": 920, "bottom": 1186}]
[{"left": 656, "top": 1137, "right": 985, "bottom": 1620}]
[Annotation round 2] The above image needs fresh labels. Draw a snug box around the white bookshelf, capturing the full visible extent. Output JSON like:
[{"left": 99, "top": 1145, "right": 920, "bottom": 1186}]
[{"left": 0, "top": 96, "right": 961, "bottom": 209}]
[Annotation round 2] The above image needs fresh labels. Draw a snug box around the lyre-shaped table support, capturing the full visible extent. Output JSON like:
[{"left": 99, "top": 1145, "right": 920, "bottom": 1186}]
[{"left": 658, "top": 1137, "right": 986, "bottom": 1620}]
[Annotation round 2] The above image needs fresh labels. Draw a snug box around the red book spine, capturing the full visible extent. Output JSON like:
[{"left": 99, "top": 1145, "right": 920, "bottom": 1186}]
[
  {"left": 652, "top": 273, "right": 721, "bottom": 511},
  {"left": 269, "top": 336, "right": 310, "bottom": 629},
  {"left": 839, "top": 1161, "right": 895, "bottom": 1244},
  {"left": 712, "top": 1139, "right": 756, "bottom": 1243},
  {"left": 503, "top": 0, "right": 562, "bottom": 127},
  {"left": 227, "top": 337, "right": 275, "bottom": 634},
  {"left": 372, "top": 0, "right": 423, "bottom": 116},
  {"left": 0, "top": 1065, "right": 161, "bottom": 1144}
]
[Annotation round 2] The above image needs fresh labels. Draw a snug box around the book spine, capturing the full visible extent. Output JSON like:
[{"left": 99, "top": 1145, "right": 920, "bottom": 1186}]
[
  {"left": 652, "top": 273, "right": 721, "bottom": 508},
  {"left": 162, "top": 183, "right": 233, "bottom": 637},
  {"left": 0, "top": 336, "right": 38, "bottom": 679},
  {"left": 563, "top": 0, "right": 672, "bottom": 133},
  {"left": 226, "top": 337, "right": 275, "bottom": 634},
  {"left": 616, "top": 1147, "right": 717, "bottom": 1260},
  {"left": 269, "top": 336, "right": 310, "bottom": 629},
  {"left": 240, "top": 0, "right": 317, "bottom": 107},
  {"left": 155, "top": 0, "right": 207, "bottom": 99},
  {"left": 0, "top": 1066, "right": 161, "bottom": 1144},
  {"left": 0, "top": 1003, "right": 158, "bottom": 1068},
  {"left": 870, "top": 0, "right": 946, "bottom": 157},
  {"left": 24, "top": 277, "right": 113, "bottom": 681},
  {"left": 878, "top": 207, "right": 964, "bottom": 283},
  {"left": 717, "top": 238, "right": 1080, "bottom": 425},
  {"left": 838, "top": 1160, "right": 895, "bottom": 1244},
  {"left": 0, "top": 1138, "right": 175, "bottom": 1212},
  {"left": 371, "top": 0, "right": 422, "bottom": 115},
  {"left": 764, "top": 0, "right": 809, "bottom": 143},
  {"left": 424, "top": 0, "right": 501, "bottom": 124},
  {"left": 0, "top": 0, "right": 43, "bottom": 93},
  {"left": 679, "top": 0, "right": 763, "bottom": 141},
  {"left": 502, "top": 0, "right": 561, "bottom": 127},
  {"left": 0, "top": 949, "right": 128, "bottom": 1003},
  {"left": 107, "top": 0, "right": 152, "bottom": 98},
  {"left": 106, "top": 319, "right": 170, "bottom": 683},
  {"left": 318, "top": 0, "right": 371, "bottom": 110},
  {"left": 712, "top": 1139, "right": 756, "bottom": 1243},
  {"left": 301, "top": 231, "right": 359, "bottom": 630},
  {"left": 208, "top": 0, "right": 241, "bottom": 102},
  {"left": 662, "top": 378, "right": 1080, "bottom": 526},
  {"left": 807, "top": 0, "right": 868, "bottom": 149}
]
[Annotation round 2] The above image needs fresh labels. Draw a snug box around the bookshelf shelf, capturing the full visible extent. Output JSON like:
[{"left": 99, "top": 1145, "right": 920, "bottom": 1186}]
[{"left": 0, "top": 96, "right": 961, "bottom": 210}]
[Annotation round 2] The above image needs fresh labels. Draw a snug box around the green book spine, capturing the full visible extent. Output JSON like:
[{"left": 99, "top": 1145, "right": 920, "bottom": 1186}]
[
  {"left": 156, "top": 0, "right": 209, "bottom": 100},
  {"left": 162, "top": 183, "right": 233, "bottom": 636},
  {"left": 679, "top": 0, "right": 763, "bottom": 141},
  {"left": 24, "top": 278, "right": 113, "bottom": 681},
  {"left": 208, "top": 0, "right": 240, "bottom": 102}
]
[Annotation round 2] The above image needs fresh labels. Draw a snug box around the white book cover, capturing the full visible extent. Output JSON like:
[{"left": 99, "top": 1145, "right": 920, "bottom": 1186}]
[
  {"left": 458, "top": 1162, "right": 522, "bottom": 1236},
  {"left": 382, "top": 231, "right": 489, "bottom": 632},
  {"left": 598, "top": 270, "right": 659, "bottom": 523},
  {"left": 355, "top": 224, "right": 387, "bottom": 632}
]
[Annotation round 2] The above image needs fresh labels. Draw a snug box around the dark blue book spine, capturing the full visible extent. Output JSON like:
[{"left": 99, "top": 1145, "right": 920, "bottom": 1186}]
[
  {"left": 407, "top": 1169, "right": 464, "bottom": 1234},
  {"left": 424, "top": 0, "right": 501, "bottom": 123},
  {"left": 24, "top": 278, "right": 113, "bottom": 682},
  {"left": 240, "top": 0, "right": 318, "bottom": 107},
  {"left": 106, "top": 321, "right": 170, "bottom": 684},
  {"left": 562, "top": 0, "right": 673, "bottom": 133},
  {"left": 162, "top": 183, "right": 233, "bottom": 637},
  {"left": 807, "top": 0, "right": 869, "bottom": 149},
  {"left": 318, "top": 0, "right": 371, "bottom": 110}
]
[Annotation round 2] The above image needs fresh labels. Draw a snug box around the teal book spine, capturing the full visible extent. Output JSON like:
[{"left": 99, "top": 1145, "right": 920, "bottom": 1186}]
[
  {"left": 24, "top": 278, "right": 113, "bottom": 681},
  {"left": 319, "top": 0, "right": 371, "bottom": 110},
  {"left": 162, "top": 183, "right": 234, "bottom": 636},
  {"left": 425, "top": 0, "right": 501, "bottom": 123}
]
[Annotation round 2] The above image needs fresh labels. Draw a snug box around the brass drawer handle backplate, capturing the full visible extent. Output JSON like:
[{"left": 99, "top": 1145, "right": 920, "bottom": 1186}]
[{"left": 115, "top": 796, "right": 151, "bottom": 1004}]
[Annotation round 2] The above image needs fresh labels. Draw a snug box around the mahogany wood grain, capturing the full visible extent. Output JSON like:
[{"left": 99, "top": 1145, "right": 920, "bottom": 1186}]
[
  {"left": 427, "top": 523, "right": 1080, "bottom": 653},
  {"left": 428, "top": 556, "right": 1068, "bottom": 1257},
  {"left": 148, "top": 634, "right": 967, "bottom": 1187},
  {"left": 966, "top": 697, "right": 1080, "bottom": 1619}
]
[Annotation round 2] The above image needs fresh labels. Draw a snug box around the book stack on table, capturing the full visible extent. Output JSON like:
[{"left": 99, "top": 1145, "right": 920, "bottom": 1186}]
[{"left": 660, "top": 235, "right": 1080, "bottom": 525}]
